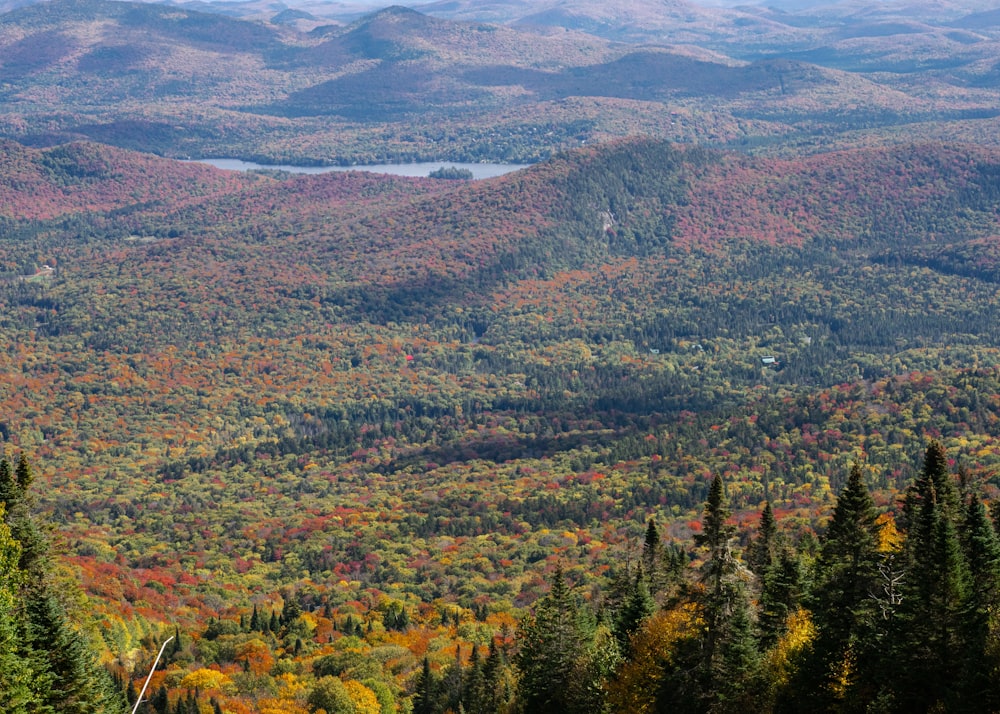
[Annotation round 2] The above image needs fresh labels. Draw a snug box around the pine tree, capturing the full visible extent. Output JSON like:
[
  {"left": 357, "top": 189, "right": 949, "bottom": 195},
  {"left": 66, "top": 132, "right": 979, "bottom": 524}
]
[
  {"left": 14, "top": 455, "right": 33, "bottom": 495},
  {"left": 482, "top": 638, "right": 515, "bottom": 714},
  {"left": 23, "top": 586, "right": 123, "bottom": 714},
  {"left": 0, "top": 456, "right": 123, "bottom": 714},
  {"left": 280, "top": 597, "right": 302, "bottom": 627},
  {"left": 151, "top": 685, "right": 169, "bottom": 713},
  {"left": 696, "top": 476, "right": 737, "bottom": 680},
  {"left": 716, "top": 588, "right": 761, "bottom": 712}
]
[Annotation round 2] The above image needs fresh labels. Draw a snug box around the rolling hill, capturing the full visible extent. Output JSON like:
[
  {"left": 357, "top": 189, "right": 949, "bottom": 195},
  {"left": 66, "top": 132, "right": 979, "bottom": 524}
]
[
  {"left": 4, "top": 131, "right": 1000, "bottom": 709},
  {"left": 3, "top": 0, "right": 1000, "bottom": 164}
]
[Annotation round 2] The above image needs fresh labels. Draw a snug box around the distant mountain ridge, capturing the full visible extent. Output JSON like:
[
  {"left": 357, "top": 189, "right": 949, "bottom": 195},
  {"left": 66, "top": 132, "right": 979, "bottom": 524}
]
[{"left": 3, "top": 0, "right": 1000, "bottom": 163}]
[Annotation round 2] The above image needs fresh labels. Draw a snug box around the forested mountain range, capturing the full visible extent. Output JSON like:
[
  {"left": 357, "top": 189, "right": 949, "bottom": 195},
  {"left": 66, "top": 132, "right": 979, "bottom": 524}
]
[
  {"left": 3, "top": 0, "right": 1000, "bottom": 163},
  {"left": 4, "top": 134, "right": 1000, "bottom": 710}
]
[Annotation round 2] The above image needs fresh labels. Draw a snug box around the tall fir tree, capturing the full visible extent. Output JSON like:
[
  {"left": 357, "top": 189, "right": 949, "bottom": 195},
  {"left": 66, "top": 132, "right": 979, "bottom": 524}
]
[
  {"left": 0, "top": 456, "right": 124, "bottom": 714},
  {"left": 412, "top": 656, "right": 438, "bottom": 714},
  {"left": 956, "top": 494, "right": 1000, "bottom": 712},
  {"left": 757, "top": 547, "right": 803, "bottom": 649},
  {"left": 0, "top": 458, "right": 16, "bottom": 510},
  {"left": 747, "top": 501, "right": 778, "bottom": 578},
  {"left": 642, "top": 518, "right": 662, "bottom": 590},
  {"left": 0, "top": 505, "right": 35, "bottom": 714},
  {"left": 515, "top": 564, "right": 600, "bottom": 714},
  {"left": 463, "top": 644, "right": 487, "bottom": 714},
  {"left": 688, "top": 475, "right": 760, "bottom": 712},
  {"left": 482, "top": 638, "right": 515, "bottom": 714},
  {"left": 893, "top": 443, "right": 967, "bottom": 712},
  {"left": 781, "top": 461, "right": 881, "bottom": 712},
  {"left": 613, "top": 566, "right": 654, "bottom": 656}
]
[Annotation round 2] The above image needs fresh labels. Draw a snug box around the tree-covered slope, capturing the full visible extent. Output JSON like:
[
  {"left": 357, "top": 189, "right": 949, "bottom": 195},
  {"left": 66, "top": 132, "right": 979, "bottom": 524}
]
[{"left": 3, "top": 136, "right": 1000, "bottom": 711}]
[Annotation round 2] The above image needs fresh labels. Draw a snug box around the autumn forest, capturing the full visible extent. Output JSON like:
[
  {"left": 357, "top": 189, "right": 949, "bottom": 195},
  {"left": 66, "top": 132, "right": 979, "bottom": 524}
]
[{"left": 5, "top": 0, "right": 1000, "bottom": 712}]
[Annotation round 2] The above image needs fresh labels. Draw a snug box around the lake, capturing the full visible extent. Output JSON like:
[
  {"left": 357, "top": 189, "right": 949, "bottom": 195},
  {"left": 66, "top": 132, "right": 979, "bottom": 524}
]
[{"left": 187, "top": 158, "right": 529, "bottom": 180}]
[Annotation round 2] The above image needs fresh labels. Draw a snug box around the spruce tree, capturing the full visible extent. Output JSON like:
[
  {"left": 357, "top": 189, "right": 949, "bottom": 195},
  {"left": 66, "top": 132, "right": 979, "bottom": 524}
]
[
  {"left": 515, "top": 564, "right": 596, "bottom": 713},
  {"left": 642, "top": 518, "right": 662, "bottom": 589},
  {"left": 0, "top": 456, "right": 124, "bottom": 714},
  {"left": 463, "top": 644, "right": 487, "bottom": 714},
  {"left": 893, "top": 444, "right": 967, "bottom": 712},
  {"left": 696, "top": 476, "right": 736, "bottom": 676},
  {"left": 684, "top": 475, "right": 761, "bottom": 712},
  {"left": 280, "top": 597, "right": 302, "bottom": 627},
  {"left": 23, "top": 586, "right": 123, "bottom": 714},
  {"left": 0, "top": 506, "right": 35, "bottom": 714},
  {"left": 757, "top": 547, "right": 802, "bottom": 648},
  {"left": 440, "top": 645, "right": 464, "bottom": 713},
  {"left": 613, "top": 567, "right": 654, "bottom": 655},
  {"left": 783, "top": 461, "right": 881, "bottom": 712},
  {"left": 0, "top": 458, "right": 16, "bottom": 510},
  {"left": 412, "top": 657, "right": 438, "bottom": 714},
  {"left": 747, "top": 501, "right": 778, "bottom": 577},
  {"left": 482, "top": 638, "right": 515, "bottom": 714},
  {"left": 14, "top": 455, "right": 33, "bottom": 495},
  {"left": 957, "top": 494, "right": 1000, "bottom": 712}
]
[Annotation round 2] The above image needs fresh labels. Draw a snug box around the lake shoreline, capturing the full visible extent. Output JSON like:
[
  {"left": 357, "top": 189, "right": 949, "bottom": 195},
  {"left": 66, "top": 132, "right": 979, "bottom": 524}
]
[{"left": 184, "top": 158, "right": 530, "bottom": 180}]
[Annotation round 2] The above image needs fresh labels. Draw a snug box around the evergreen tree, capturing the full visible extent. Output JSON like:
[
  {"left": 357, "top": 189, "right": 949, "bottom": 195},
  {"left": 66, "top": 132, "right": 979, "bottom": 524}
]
[
  {"left": 696, "top": 477, "right": 739, "bottom": 685},
  {"left": 957, "top": 494, "right": 1000, "bottom": 712},
  {"left": 661, "top": 475, "right": 761, "bottom": 713},
  {"left": 642, "top": 518, "right": 662, "bottom": 588},
  {"left": 0, "top": 456, "right": 124, "bottom": 714},
  {"left": 151, "top": 685, "right": 169, "bottom": 714},
  {"left": 23, "top": 586, "right": 123, "bottom": 714},
  {"left": 440, "top": 646, "right": 465, "bottom": 713},
  {"left": 482, "top": 638, "right": 515, "bottom": 714},
  {"left": 412, "top": 657, "right": 438, "bottom": 714},
  {"left": 14, "top": 455, "right": 33, "bottom": 495},
  {"left": 782, "top": 461, "right": 881, "bottom": 712},
  {"left": 747, "top": 501, "right": 778, "bottom": 577},
  {"left": 463, "top": 645, "right": 487, "bottom": 714},
  {"left": 757, "top": 547, "right": 803, "bottom": 649},
  {"left": 715, "top": 588, "right": 761, "bottom": 712},
  {"left": 0, "top": 458, "right": 16, "bottom": 510},
  {"left": 280, "top": 597, "right": 302, "bottom": 627},
  {"left": 0, "top": 506, "right": 35, "bottom": 714},
  {"left": 515, "top": 564, "right": 597, "bottom": 713},
  {"left": 168, "top": 625, "right": 182, "bottom": 661},
  {"left": 613, "top": 567, "right": 654, "bottom": 655},
  {"left": 894, "top": 444, "right": 967, "bottom": 712}
]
